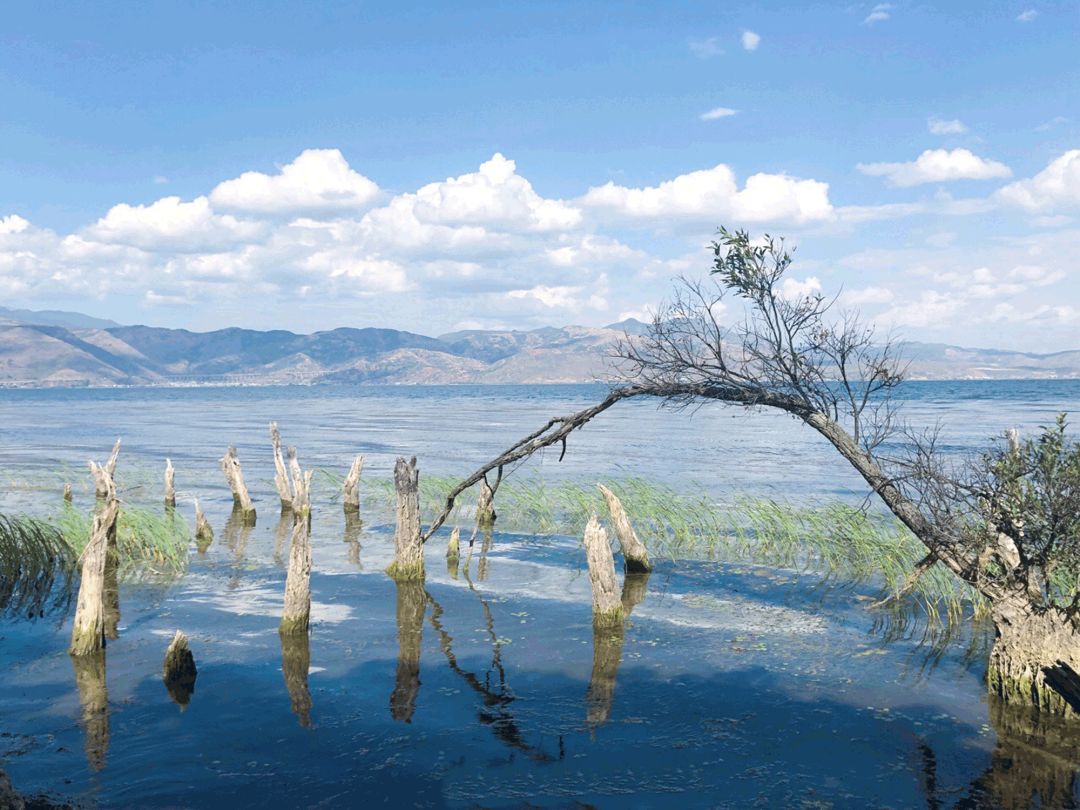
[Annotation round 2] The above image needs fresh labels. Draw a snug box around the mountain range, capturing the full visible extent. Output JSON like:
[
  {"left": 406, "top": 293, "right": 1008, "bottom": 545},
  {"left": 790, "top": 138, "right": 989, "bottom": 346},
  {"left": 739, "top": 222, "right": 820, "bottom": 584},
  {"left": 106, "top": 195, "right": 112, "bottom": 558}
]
[{"left": 0, "top": 307, "right": 1077, "bottom": 387}]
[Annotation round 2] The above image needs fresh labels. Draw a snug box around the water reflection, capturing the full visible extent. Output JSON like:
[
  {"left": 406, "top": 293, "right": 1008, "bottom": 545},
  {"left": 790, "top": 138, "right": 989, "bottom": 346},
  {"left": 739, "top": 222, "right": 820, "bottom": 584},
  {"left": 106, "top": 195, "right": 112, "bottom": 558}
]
[
  {"left": 273, "top": 511, "right": 291, "bottom": 566},
  {"left": 390, "top": 580, "right": 425, "bottom": 723},
  {"left": 344, "top": 512, "right": 362, "bottom": 569},
  {"left": 279, "top": 630, "right": 312, "bottom": 728},
  {"left": 586, "top": 572, "right": 650, "bottom": 727},
  {"left": 223, "top": 506, "right": 254, "bottom": 560},
  {"left": 70, "top": 651, "right": 109, "bottom": 771}
]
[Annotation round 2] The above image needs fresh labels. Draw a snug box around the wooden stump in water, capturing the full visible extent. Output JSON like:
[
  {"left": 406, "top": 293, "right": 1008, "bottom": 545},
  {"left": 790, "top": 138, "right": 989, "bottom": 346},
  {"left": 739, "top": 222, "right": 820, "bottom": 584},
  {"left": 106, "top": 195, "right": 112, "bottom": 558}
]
[
  {"left": 387, "top": 456, "right": 424, "bottom": 581},
  {"left": 343, "top": 454, "right": 364, "bottom": 516},
  {"left": 162, "top": 630, "right": 198, "bottom": 707},
  {"left": 71, "top": 650, "right": 109, "bottom": 771},
  {"left": 280, "top": 455, "right": 314, "bottom": 635},
  {"left": 390, "top": 579, "right": 426, "bottom": 723},
  {"left": 270, "top": 422, "right": 294, "bottom": 513},
  {"left": 70, "top": 464, "right": 120, "bottom": 656},
  {"left": 63, "top": 483, "right": 72, "bottom": 504},
  {"left": 164, "top": 458, "right": 176, "bottom": 510},
  {"left": 597, "top": 483, "right": 652, "bottom": 573},
  {"left": 279, "top": 630, "right": 313, "bottom": 727},
  {"left": 583, "top": 514, "right": 623, "bottom": 628},
  {"left": 219, "top": 446, "right": 256, "bottom": 525},
  {"left": 477, "top": 478, "right": 496, "bottom": 530},
  {"left": 194, "top": 499, "right": 213, "bottom": 552},
  {"left": 92, "top": 439, "right": 121, "bottom": 501}
]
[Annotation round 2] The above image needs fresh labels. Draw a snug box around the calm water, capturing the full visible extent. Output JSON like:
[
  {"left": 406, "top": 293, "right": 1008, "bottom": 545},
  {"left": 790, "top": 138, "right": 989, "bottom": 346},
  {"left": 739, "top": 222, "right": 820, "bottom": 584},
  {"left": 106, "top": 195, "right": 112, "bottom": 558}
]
[{"left": 1, "top": 381, "right": 1080, "bottom": 808}]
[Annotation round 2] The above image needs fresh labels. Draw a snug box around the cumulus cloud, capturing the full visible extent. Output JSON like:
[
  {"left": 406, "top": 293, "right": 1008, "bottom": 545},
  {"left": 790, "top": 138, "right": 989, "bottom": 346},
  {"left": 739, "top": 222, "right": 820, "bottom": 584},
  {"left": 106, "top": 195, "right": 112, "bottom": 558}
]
[
  {"left": 0, "top": 215, "right": 30, "bottom": 235},
  {"left": 780, "top": 276, "right": 822, "bottom": 300},
  {"left": 1016, "top": 9, "right": 1038, "bottom": 22},
  {"left": 85, "top": 196, "right": 265, "bottom": 253},
  {"left": 741, "top": 30, "right": 761, "bottom": 51},
  {"left": 700, "top": 107, "right": 739, "bottom": 121},
  {"left": 581, "top": 164, "right": 834, "bottom": 224},
  {"left": 995, "top": 150, "right": 1080, "bottom": 210},
  {"left": 864, "top": 3, "right": 891, "bottom": 24},
  {"left": 841, "top": 286, "right": 895, "bottom": 305},
  {"left": 210, "top": 148, "right": 379, "bottom": 215},
  {"left": 857, "top": 148, "right": 1012, "bottom": 187},
  {"left": 928, "top": 117, "right": 968, "bottom": 135}
]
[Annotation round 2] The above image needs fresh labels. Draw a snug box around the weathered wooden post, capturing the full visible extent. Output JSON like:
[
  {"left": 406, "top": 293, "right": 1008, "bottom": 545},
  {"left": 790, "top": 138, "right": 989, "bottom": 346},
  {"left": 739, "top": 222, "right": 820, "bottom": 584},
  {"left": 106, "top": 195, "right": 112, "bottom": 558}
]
[
  {"left": 388, "top": 456, "right": 424, "bottom": 581},
  {"left": 164, "top": 458, "right": 176, "bottom": 510},
  {"left": 63, "top": 483, "right": 72, "bottom": 504},
  {"left": 270, "top": 422, "right": 293, "bottom": 513},
  {"left": 390, "top": 579, "right": 425, "bottom": 723},
  {"left": 219, "top": 446, "right": 256, "bottom": 525},
  {"left": 280, "top": 455, "right": 314, "bottom": 635},
  {"left": 70, "top": 463, "right": 120, "bottom": 657},
  {"left": 343, "top": 454, "right": 364, "bottom": 516},
  {"left": 93, "top": 439, "right": 120, "bottom": 501},
  {"left": 71, "top": 651, "right": 109, "bottom": 771},
  {"left": 477, "top": 478, "right": 496, "bottom": 530},
  {"left": 597, "top": 483, "right": 652, "bottom": 573},
  {"left": 194, "top": 499, "right": 213, "bottom": 552},
  {"left": 583, "top": 514, "right": 623, "bottom": 628},
  {"left": 162, "top": 630, "right": 198, "bottom": 707}
]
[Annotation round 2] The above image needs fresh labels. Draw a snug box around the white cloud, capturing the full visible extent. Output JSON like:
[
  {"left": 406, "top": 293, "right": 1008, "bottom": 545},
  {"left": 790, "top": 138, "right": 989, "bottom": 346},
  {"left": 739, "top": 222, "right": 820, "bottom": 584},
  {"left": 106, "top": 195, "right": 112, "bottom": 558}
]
[
  {"left": 210, "top": 149, "right": 379, "bottom": 215},
  {"left": 1016, "top": 9, "right": 1038, "bottom": 22},
  {"left": 688, "top": 37, "right": 724, "bottom": 58},
  {"left": 700, "top": 107, "right": 739, "bottom": 121},
  {"left": 780, "top": 276, "right": 823, "bottom": 300},
  {"left": 857, "top": 148, "right": 1012, "bottom": 187},
  {"left": 507, "top": 284, "right": 584, "bottom": 309},
  {"left": 928, "top": 117, "right": 968, "bottom": 135},
  {"left": 864, "top": 3, "right": 892, "bottom": 24},
  {"left": 841, "top": 286, "right": 895, "bottom": 305},
  {"left": 995, "top": 150, "right": 1080, "bottom": 210},
  {"left": 85, "top": 196, "right": 265, "bottom": 253},
  {"left": 0, "top": 215, "right": 30, "bottom": 235},
  {"left": 741, "top": 30, "right": 761, "bottom": 51},
  {"left": 582, "top": 164, "right": 834, "bottom": 224}
]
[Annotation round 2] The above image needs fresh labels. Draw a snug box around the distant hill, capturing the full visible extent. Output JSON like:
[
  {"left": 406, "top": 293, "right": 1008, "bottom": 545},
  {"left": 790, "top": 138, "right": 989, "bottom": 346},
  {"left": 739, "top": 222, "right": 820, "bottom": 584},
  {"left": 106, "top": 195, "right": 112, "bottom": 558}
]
[{"left": 0, "top": 314, "right": 1077, "bottom": 387}]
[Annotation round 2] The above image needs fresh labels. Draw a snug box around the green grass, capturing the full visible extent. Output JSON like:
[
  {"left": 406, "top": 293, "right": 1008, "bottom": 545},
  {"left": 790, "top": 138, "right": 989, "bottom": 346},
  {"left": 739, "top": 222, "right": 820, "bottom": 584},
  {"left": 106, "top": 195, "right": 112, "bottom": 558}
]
[
  {"left": 0, "top": 513, "right": 75, "bottom": 618},
  {"left": 54, "top": 504, "right": 191, "bottom": 576}
]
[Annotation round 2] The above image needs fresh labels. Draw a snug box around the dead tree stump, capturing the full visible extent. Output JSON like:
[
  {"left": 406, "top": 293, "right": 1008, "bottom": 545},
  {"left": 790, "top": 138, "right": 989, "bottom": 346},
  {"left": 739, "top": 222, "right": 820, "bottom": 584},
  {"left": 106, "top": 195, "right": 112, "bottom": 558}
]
[
  {"left": 343, "top": 454, "right": 364, "bottom": 515},
  {"left": 583, "top": 514, "right": 623, "bottom": 628},
  {"left": 63, "top": 483, "right": 72, "bottom": 504},
  {"left": 70, "top": 462, "right": 120, "bottom": 657},
  {"left": 219, "top": 446, "right": 256, "bottom": 525},
  {"left": 280, "top": 454, "right": 314, "bottom": 635},
  {"left": 194, "top": 499, "right": 213, "bottom": 552},
  {"left": 164, "top": 458, "right": 176, "bottom": 510},
  {"left": 388, "top": 456, "right": 424, "bottom": 581},
  {"left": 477, "top": 478, "right": 496, "bottom": 530},
  {"left": 598, "top": 483, "right": 652, "bottom": 573},
  {"left": 270, "top": 422, "right": 293, "bottom": 513},
  {"left": 92, "top": 439, "right": 120, "bottom": 501},
  {"left": 162, "top": 630, "right": 197, "bottom": 707}
]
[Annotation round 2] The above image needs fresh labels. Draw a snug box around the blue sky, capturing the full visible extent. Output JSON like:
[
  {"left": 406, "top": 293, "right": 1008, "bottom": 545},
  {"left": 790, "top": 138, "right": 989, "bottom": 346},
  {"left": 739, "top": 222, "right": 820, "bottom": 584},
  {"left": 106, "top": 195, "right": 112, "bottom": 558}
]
[{"left": 1, "top": 1, "right": 1078, "bottom": 350}]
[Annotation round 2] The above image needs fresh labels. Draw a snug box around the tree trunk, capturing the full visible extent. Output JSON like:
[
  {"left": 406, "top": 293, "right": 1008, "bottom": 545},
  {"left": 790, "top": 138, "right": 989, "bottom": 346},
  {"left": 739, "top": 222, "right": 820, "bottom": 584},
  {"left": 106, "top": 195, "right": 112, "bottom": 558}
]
[
  {"left": 388, "top": 456, "right": 424, "bottom": 581},
  {"left": 477, "top": 478, "right": 496, "bottom": 530},
  {"left": 92, "top": 439, "right": 121, "bottom": 501},
  {"left": 194, "top": 499, "right": 213, "bottom": 552},
  {"left": 219, "top": 446, "right": 256, "bottom": 525},
  {"left": 164, "top": 458, "right": 176, "bottom": 510},
  {"left": 583, "top": 515, "right": 623, "bottom": 628},
  {"left": 343, "top": 454, "right": 364, "bottom": 515},
  {"left": 280, "top": 464, "right": 314, "bottom": 635},
  {"left": 63, "top": 483, "right": 72, "bottom": 504},
  {"left": 270, "top": 422, "right": 295, "bottom": 513},
  {"left": 597, "top": 483, "right": 652, "bottom": 573},
  {"left": 70, "top": 497, "right": 119, "bottom": 656},
  {"left": 988, "top": 596, "right": 1080, "bottom": 717}
]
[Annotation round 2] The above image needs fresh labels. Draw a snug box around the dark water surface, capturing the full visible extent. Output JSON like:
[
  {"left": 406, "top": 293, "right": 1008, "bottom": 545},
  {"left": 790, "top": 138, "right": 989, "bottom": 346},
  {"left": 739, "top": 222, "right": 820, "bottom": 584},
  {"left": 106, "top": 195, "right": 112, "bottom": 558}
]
[{"left": 1, "top": 382, "right": 1080, "bottom": 808}]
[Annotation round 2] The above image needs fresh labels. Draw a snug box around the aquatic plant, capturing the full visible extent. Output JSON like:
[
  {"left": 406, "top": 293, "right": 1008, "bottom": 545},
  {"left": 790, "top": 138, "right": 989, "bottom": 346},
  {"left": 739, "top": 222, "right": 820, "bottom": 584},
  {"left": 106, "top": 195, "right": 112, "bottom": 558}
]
[
  {"left": 0, "top": 513, "right": 74, "bottom": 618},
  {"left": 54, "top": 503, "right": 191, "bottom": 576}
]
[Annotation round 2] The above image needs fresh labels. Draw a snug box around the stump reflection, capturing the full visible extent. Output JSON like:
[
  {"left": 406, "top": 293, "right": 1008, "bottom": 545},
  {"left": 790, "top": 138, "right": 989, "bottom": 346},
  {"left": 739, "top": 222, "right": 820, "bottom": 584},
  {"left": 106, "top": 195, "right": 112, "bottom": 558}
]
[
  {"left": 344, "top": 512, "right": 362, "bottom": 569},
  {"left": 223, "top": 506, "right": 254, "bottom": 559},
  {"left": 390, "top": 579, "right": 426, "bottom": 723},
  {"left": 586, "top": 572, "right": 650, "bottom": 728},
  {"left": 71, "top": 650, "right": 109, "bottom": 771},
  {"left": 279, "top": 630, "right": 312, "bottom": 728}
]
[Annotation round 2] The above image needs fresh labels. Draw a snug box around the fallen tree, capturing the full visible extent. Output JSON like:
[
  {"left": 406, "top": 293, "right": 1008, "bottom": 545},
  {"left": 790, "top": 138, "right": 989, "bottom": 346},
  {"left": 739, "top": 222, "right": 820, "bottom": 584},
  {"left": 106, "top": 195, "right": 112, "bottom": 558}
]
[{"left": 425, "top": 227, "right": 1080, "bottom": 717}]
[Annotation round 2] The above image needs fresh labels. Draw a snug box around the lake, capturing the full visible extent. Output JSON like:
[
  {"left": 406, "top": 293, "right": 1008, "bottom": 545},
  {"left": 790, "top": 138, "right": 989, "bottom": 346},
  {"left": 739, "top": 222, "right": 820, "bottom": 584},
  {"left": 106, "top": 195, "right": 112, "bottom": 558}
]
[{"left": 1, "top": 381, "right": 1079, "bottom": 808}]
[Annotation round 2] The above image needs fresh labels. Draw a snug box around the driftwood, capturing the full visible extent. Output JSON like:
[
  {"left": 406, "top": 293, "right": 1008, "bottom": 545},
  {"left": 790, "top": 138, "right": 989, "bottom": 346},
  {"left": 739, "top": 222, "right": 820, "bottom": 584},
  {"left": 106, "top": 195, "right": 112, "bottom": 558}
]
[
  {"left": 270, "top": 422, "right": 293, "bottom": 512},
  {"left": 219, "top": 446, "right": 256, "bottom": 525},
  {"left": 70, "top": 461, "right": 120, "bottom": 656},
  {"left": 162, "top": 630, "right": 197, "bottom": 707},
  {"left": 390, "top": 579, "right": 425, "bottom": 723},
  {"left": 280, "top": 630, "right": 313, "bottom": 727},
  {"left": 583, "top": 514, "right": 623, "bottom": 627},
  {"left": 388, "top": 456, "right": 424, "bottom": 581},
  {"left": 597, "top": 483, "right": 652, "bottom": 573},
  {"left": 164, "top": 458, "right": 176, "bottom": 510},
  {"left": 194, "top": 499, "right": 213, "bottom": 552},
  {"left": 343, "top": 454, "right": 364, "bottom": 515},
  {"left": 71, "top": 651, "right": 109, "bottom": 771},
  {"left": 280, "top": 453, "right": 314, "bottom": 635}
]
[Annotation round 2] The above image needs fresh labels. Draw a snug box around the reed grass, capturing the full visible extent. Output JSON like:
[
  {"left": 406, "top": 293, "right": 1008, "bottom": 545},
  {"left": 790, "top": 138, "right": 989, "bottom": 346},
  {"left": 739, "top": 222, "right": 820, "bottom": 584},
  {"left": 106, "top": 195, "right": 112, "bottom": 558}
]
[
  {"left": 54, "top": 504, "right": 191, "bottom": 576},
  {"left": 0, "top": 513, "right": 75, "bottom": 618}
]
